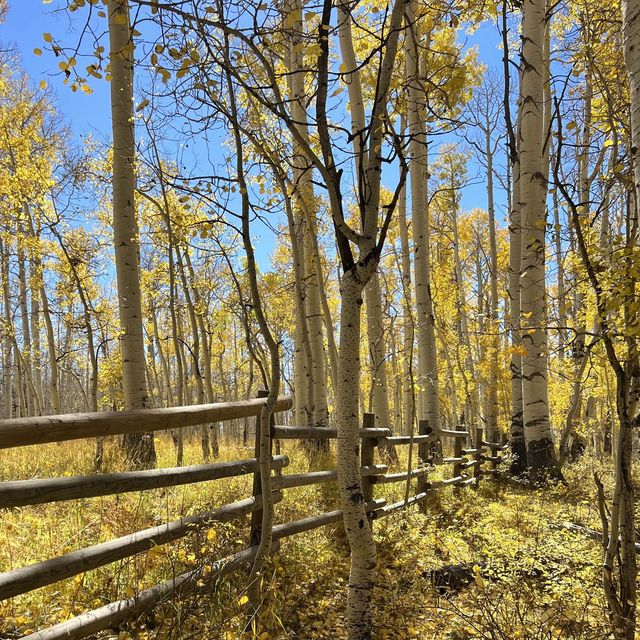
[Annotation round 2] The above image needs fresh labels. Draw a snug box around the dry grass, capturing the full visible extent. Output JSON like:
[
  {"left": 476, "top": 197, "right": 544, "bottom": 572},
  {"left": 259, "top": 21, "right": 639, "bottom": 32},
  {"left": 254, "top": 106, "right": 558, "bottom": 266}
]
[{"left": 0, "top": 436, "right": 622, "bottom": 639}]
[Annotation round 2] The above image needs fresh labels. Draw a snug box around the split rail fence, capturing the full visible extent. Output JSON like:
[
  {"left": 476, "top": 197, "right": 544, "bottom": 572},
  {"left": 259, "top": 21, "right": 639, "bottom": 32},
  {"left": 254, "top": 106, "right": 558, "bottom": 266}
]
[{"left": 0, "top": 395, "right": 508, "bottom": 639}]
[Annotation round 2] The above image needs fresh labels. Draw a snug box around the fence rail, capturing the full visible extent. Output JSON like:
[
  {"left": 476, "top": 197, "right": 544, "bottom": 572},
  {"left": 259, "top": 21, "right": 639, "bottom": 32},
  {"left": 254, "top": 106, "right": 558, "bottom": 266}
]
[
  {"left": 0, "top": 456, "right": 289, "bottom": 508},
  {"left": 0, "top": 397, "right": 292, "bottom": 449},
  {"left": 0, "top": 396, "right": 506, "bottom": 639}
]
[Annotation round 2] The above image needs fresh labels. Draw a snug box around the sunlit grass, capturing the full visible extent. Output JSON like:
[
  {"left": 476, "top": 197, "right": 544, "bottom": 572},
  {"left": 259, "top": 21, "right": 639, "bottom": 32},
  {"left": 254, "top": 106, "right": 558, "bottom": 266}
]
[{"left": 0, "top": 436, "right": 620, "bottom": 639}]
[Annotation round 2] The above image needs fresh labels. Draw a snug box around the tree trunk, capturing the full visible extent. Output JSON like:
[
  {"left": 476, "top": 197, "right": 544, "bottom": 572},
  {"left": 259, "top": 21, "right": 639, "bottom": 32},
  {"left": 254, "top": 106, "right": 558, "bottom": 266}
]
[
  {"left": 28, "top": 259, "right": 44, "bottom": 414},
  {"left": 450, "top": 183, "right": 476, "bottom": 426},
  {"left": 25, "top": 207, "right": 61, "bottom": 416},
  {"left": 286, "top": 0, "right": 329, "bottom": 433},
  {"left": 406, "top": 1, "right": 442, "bottom": 435},
  {"left": 17, "top": 232, "right": 36, "bottom": 416},
  {"left": 364, "top": 272, "right": 398, "bottom": 460},
  {"left": 0, "top": 237, "right": 13, "bottom": 418},
  {"left": 508, "top": 149, "right": 526, "bottom": 473},
  {"left": 485, "top": 116, "right": 500, "bottom": 442},
  {"left": 396, "top": 149, "right": 415, "bottom": 435},
  {"left": 518, "top": 0, "right": 560, "bottom": 479},
  {"left": 107, "top": 0, "right": 155, "bottom": 467},
  {"left": 337, "top": 270, "right": 376, "bottom": 637},
  {"left": 222, "top": 33, "right": 280, "bottom": 619},
  {"left": 183, "top": 248, "right": 219, "bottom": 458}
]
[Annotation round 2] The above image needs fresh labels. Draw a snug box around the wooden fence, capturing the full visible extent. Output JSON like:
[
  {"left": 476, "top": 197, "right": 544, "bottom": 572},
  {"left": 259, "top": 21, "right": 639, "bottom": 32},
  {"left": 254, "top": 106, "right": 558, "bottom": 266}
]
[{"left": 0, "top": 397, "right": 507, "bottom": 640}]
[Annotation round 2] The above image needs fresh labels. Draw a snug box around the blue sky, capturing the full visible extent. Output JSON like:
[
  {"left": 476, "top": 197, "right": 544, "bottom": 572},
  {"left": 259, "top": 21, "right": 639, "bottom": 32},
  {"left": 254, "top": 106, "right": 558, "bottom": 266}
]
[
  {"left": 3, "top": 1, "right": 112, "bottom": 142},
  {"left": 2, "top": 1, "right": 510, "bottom": 262}
]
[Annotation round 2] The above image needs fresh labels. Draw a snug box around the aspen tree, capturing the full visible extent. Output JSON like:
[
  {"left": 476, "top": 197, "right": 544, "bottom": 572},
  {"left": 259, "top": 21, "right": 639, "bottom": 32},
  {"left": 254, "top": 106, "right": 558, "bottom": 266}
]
[
  {"left": 320, "top": 1, "right": 407, "bottom": 633},
  {"left": 25, "top": 206, "right": 61, "bottom": 415},
  {"left": 551, "top": 180, "right": 566, "bottom": 359},
  {"left": 218, "top": 21, "right": 280, "bottom": 616},
  {"left": 556, "top": 142, "right": 638, "bottom": 640},
  {"left": 107, "top": 0, "right": 156, "bottom": 466},
  {"left": 17, "top": 223, "right": 37, "bottom": 416},
  {"left": 396, "top": 170, "right": 415, "bottom": 434},
  {"left": 145, "top": 157, "right": 187, "bottom": 465},
  {"left": 337, "top": 3, "right": 396, "bottom": 439},
  {"left": 406, "top": 0, "right": 442, "bottom": 435},
  {"left": 500, "top": 0, "right": 527, "bottom": 473},
  {"left": 508, "top": 152, "right": 526, "bottom": 471},
  {"left": 0, "top": 237, "right": 15, "bottom": 417},
  {"left": 52, "top": 227, "right": 103, "bottom": 460},
  {"left": 284, "top": 0, "right": 329, "bottom": 433},
  {"left": 182, "top": 248, "right": 220, "bottom": 457},
  {"left": 465, "top": 75, "right": 502, "bottom": 440},
  {"left": 558, "top": 61, "right": 596, "bottom": 464},
  {"left": 518, "top": 0, "right": 560, "bottom": 478},
  {"left": 436, "top": 146, "right": 477, "bottom": 425}
]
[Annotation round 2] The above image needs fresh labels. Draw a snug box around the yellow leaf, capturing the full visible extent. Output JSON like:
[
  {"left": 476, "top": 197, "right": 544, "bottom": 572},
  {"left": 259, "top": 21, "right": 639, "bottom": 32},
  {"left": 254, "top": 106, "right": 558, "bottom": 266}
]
[
  {"left": 283, "top": 8, "right": 301, "bottom": 28},
  {"left": 239, "top": 594, "right": 249, "bottom": 606},
  {"left": 33, "top": 48, "right": 43, "bottom": 56},
  {"left": 43, "top": 32, "right": 53, "bottom": 43},
  {"left": 39, "top": 80, "right": 47, "bottom": 90}
]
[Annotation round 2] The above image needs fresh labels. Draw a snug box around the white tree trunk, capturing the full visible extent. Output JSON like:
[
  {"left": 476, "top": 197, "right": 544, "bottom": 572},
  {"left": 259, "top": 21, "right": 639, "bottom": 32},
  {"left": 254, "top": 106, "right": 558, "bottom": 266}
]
[
  {"left": 286, "top": 0, "right": 329, "bottom": 431},
  {"left": 509, "top": 116, "right": 526, "bottom": 472},
  {"left": 364, "top": 272, "right": 394, "bottom": 435},
  {"left": 485, "top": 116, "right": 500, "bottom": 442},
  {"left": 337, "top": 271, "right": 376, "bottom": 637},
  {"left": 451, "top": 183, "right": 476, "bottom": 425},
  {"left": 396, "top": 152, "right": 415, "bottom": 435},
  {"left": 519, "top": 0, "right": 559, "bottom": 478},
  {"left": 551, "top": 185, "right": 566, "bottom": 359},
  {"left": 406, "top": 2, "right": 441, "bottom": 435},
  {"left": 626, "top": 0, "right": 640, "bottom": 212},
  {"left": 107, "top": 0, "right": 155, "bottom": 466},
  {"left": 336, "top": 7, "right": 395, "bottom": 440}
]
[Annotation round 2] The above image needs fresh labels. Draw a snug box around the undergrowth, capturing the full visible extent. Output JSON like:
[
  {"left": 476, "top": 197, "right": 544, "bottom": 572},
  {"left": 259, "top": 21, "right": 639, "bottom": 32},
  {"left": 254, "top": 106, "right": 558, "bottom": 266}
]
[{"left": 0, "top": 436, "right": 624, "bottom": 639}]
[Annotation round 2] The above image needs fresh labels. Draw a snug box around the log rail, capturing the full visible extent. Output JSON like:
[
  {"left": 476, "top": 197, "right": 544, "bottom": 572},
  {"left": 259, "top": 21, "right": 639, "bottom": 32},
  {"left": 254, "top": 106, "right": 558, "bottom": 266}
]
[{"left": 0, "top": 398, "right": 505, "bottom": 639}]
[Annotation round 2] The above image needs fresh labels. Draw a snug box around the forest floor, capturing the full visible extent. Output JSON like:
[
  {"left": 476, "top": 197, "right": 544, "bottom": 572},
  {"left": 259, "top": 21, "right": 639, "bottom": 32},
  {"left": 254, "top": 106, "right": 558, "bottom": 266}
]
[{"left": 0, "top": 437, "right": 619, "bottom": 639}]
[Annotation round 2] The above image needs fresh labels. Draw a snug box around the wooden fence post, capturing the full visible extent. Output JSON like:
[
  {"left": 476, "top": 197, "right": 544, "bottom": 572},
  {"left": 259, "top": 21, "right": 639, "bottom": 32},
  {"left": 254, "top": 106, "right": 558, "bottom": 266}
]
[
  {"left": 474, "top": 427, "right": 483, "bottom": 488},
  {"left": 490, "top": 443, "right": 499, "bottom": 472},
  {"left": 361, "top": 413, "right": 376, "bottom": 510},
  {"left": 417, "top": 419, "right": 429, "bottom": 512},
  {"left": 453, "top": 434, "right": 463, "bottom": 494},
  {"left": 249, "top": 390, "right": 270, "bottom": 547}
]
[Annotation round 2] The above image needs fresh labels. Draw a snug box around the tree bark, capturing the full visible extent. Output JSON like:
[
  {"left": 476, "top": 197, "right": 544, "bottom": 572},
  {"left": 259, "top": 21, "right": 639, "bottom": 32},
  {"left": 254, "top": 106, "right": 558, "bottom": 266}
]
[
  {"left": 107, "top": 0, "right": 156, "bottom": 467},
  {"left": 518, "top": 0, "right": 560, "bottom": 479},
  {"left": 485, "top": 111, "right": 500, "bottom": 442},
  {"left": 285, "top": 0, "right": 329, "bottom": 432},
  {"left": 337, "top": 271, "right": 376, "bottom": 637},
  {"left": 396, "top": 146, "right": 415, "bottom": 435},
  {"left": 406, "top": 1, "right": 442, "bottom": 436}
]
